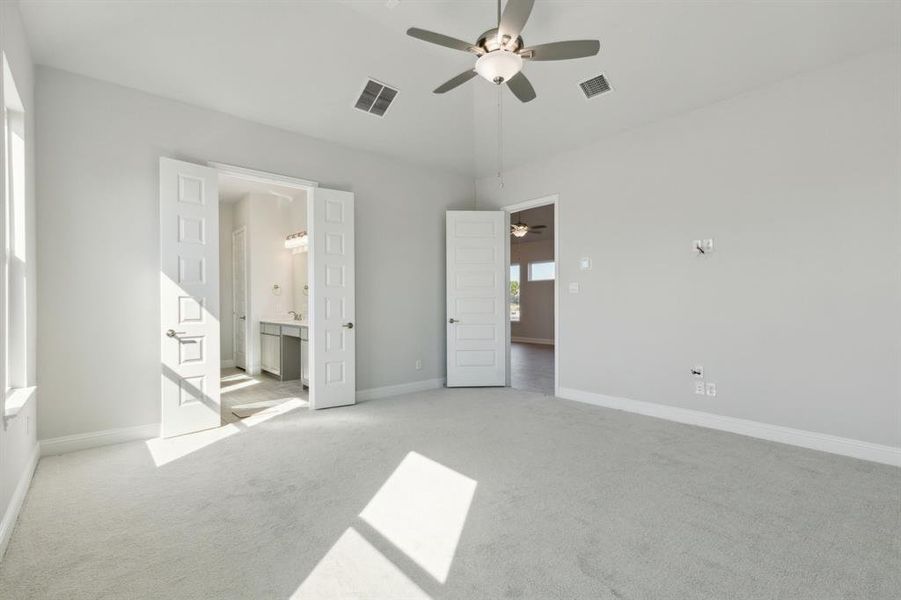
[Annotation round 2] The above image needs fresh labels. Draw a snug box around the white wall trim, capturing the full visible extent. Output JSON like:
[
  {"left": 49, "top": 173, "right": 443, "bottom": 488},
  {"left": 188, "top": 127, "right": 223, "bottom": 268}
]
[
  {"left": 220, "top": 359, "right": 236, "bottom": 369},
  {"left": 356, "top": 378, "right": 446, "bottom": 402},
  {"left": 557, "top": 387, "right": 901, "bottom": 467},
  {"left": 0, "top": 441, "right": 39, "bottom": 560},
  {"left": 511, "top": 336, "right": 554, "bottom": 346},
  {"left": 208, "top": 162, "right": 319, "bottom": 189},
  {"left": 40, "top": 423, "right": 160, "bottom": 457}
]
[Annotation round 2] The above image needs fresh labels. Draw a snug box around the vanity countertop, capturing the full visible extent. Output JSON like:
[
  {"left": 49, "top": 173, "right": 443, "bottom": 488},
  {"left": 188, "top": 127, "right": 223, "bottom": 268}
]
[{"left": 261, "top": 319, "right": 309, "bottom": 327}]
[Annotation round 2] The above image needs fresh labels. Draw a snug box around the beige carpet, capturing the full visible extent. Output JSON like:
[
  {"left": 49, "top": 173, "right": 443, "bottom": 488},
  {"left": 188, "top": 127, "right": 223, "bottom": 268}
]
[{"left": 1, "top": 387, "right": 899, "bottom": 599}]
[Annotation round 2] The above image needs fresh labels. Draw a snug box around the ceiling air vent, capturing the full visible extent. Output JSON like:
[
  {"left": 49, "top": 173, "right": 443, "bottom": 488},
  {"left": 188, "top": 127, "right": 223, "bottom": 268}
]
[
  {"left": 579, "top": 74, "right": 611, "bottom": 99},
  {"left": 354, "top": 79, "right": 398, "bottom": 117}
]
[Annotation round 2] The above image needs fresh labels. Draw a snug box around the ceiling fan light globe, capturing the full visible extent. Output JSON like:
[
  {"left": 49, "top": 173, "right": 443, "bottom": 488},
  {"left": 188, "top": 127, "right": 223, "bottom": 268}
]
[
  {"left": 511, "top": 224, "right": 529, "bottom": 237},
  {"left": 475, "top": 50, "right": 523, "bottom": 85}
]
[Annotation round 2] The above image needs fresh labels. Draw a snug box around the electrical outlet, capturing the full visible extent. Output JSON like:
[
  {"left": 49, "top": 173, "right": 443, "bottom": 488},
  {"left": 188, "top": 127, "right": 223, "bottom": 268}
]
[
  {"left": 694, "top": 381, "right": 706, "bottom": 395},
  {"left": 706, "top": 382, "right": 717, "bottom": 397},
  {"left": 415, "top": 359, "right": 423, "bottom": 371}
]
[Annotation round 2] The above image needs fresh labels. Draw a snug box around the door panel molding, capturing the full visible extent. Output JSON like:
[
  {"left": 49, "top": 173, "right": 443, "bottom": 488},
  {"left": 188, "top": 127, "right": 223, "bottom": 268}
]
[
  {"left": 160, "top": 157, "right": 221, "bottom": 437},
  {"left": 446, "top": 211, "right": 506, "bottom": 387}
]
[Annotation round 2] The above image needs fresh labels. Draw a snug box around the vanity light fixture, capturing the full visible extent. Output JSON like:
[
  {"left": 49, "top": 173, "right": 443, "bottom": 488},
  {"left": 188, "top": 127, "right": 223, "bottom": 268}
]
[{"left": 285, "top": 231, "right": 308, "bottom": 254}]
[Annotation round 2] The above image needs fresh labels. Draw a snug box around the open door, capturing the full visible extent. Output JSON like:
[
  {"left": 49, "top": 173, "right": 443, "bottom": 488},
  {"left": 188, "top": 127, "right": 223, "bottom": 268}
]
[
  {"left": 446, "top": 211, "right": 507, "bottom": 387},
  {"left": 159, "top": 158, "right": 221, "bottom": 437},
  {"left": 309, "top": 188, "right": 356, "bottom": 409}
]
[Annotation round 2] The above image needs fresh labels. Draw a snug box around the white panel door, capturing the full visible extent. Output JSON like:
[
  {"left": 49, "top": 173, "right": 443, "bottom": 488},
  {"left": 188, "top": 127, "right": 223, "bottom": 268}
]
[
  {"left": 309, "top": 188, "right": 355, "bottom": 409},
  {"left": 159, "top": 158, "right": 221, "bottom": 437},
  {"left": 233, "top": 227, "right": 247, "bottom": 370},
  {"left": 446, "top": 211, "right": 506, "bottom": 387}
]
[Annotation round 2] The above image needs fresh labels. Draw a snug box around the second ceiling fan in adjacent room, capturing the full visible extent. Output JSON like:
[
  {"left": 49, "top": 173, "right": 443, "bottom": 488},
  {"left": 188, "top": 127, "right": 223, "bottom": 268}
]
[{"left": 407, "top": 0, "right": 601, "bottom": 103}]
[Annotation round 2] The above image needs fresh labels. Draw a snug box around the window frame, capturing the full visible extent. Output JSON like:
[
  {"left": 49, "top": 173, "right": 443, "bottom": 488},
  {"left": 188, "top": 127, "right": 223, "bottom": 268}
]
[
  {"left": 527, "top": 260, "right": 555, "bottom": 282},
  {"left": 2, "top": 51, "right": 34, "bottom": 418},
  {"left": 509, "top": 263, "right": 521, "bottom": 322}
]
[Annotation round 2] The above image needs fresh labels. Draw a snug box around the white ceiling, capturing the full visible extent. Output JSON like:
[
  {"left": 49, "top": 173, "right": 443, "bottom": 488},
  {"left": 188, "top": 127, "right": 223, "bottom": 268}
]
[{"left": 20, "top": 1, "right": 901, "bottom": 177}]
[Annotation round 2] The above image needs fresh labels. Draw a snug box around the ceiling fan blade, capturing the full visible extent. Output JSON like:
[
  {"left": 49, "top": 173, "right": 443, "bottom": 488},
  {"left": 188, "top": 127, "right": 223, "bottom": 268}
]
[
  {"left": 407, "top": 27, "right": 477, "bottom": 53},
  {"left": 522, "top": 40, "right": 600, "bottom": 61},
  {"left": 434, "top": 70, "right": 478, "bottom": 94},
  {"left": 498, "top": 0, "right": 535, "bottom": 40},
  {"left": 530, "top": 225, "right": 547, "bottom": 229},
  {"left": 506, "top": 71, "right": 536, "bottom": 103}
]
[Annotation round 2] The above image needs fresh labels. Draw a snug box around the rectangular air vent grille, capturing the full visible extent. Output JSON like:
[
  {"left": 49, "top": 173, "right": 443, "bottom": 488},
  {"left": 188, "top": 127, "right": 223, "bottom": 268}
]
[
  {"left": 579, "top": 74, "right": 611, "bottom": 99},
  {"left": 355, "top": 79, "right": 398, "bottom": 117}
]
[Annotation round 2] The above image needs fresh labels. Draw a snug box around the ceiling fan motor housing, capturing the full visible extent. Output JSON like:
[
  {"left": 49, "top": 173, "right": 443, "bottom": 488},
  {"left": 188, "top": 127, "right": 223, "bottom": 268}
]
[
  {"left": 477, "top": 28, "right": 525, "bottom": 54},
  {"left": 475, "top": 29, "right": 526, "bottom": 84}
]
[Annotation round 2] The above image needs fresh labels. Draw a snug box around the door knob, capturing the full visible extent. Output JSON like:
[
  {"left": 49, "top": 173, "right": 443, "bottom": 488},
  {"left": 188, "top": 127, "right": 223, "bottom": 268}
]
[
  {"left": 239, "top": 315, "right": 246, "bottom": 321},
  {"left": 166, "top": 329, "right": 186, "bottom": 338},
  {"left": 342, "top": 322, "right": 354, "bottom": 329},
  {"left": 448, "top": 318, "right": 460, "bottom": 324}
]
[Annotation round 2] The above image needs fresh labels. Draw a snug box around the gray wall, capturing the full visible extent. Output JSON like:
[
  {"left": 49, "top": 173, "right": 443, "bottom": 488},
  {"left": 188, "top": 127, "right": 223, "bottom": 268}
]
[
  {"left": 477, "top": 50, "right": 901, "bottom": 448},
  {"left": 511, "top": 239, "right": 555, "bottom": 342},
  {"left": 36, "top": 67, "right": 473, "bottom": 440}
]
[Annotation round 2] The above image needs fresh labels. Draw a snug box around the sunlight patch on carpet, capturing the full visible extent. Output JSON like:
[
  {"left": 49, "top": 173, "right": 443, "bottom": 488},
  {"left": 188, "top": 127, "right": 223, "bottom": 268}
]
[
  {"left": 359, "top": 452, "right": 477, "bottom": 583},
  {"left": 291, "top": 528, "right": 430, "bottom": 600},
  {"left": 145, "top": 399, "right": 305, "bottom": 467}
]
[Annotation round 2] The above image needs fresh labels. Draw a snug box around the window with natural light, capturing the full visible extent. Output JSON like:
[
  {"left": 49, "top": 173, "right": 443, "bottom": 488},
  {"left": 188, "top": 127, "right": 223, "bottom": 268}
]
[
  {"left": 528, "top": 260, "right": 555, "bottom": 281},
  {"left": 510, "top": 263, "right": 520, "bottom": 321},
  {"left": 2, "top": 52, "right": 30, "bottom": 416}
]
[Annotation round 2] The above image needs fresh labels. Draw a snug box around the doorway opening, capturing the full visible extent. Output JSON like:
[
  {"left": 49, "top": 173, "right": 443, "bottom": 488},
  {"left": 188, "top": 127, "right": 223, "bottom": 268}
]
[
  {"left": 504, "top": 196, "right": 558, "bottom": 395},
  {"left": 160, "top": 158, "right": 356, "bottom": 438},
  {"left": 217, "top": 172, "right": 310, "bottom": 423}
]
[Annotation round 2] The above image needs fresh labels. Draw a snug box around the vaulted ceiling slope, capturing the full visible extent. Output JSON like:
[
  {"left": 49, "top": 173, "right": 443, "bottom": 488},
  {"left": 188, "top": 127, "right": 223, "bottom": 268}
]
[{"left": 19, "top": 1, "right": 901, "bottom": 177}]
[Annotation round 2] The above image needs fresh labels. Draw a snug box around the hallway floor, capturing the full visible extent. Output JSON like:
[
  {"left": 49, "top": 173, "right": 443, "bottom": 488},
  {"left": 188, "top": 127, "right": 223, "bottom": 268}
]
[{"left": 510, "top": 342, "right": 554, "bottom": 394}]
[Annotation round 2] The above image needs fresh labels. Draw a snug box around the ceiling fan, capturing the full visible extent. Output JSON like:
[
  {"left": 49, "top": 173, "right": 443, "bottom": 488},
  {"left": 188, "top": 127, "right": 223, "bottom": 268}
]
[
  {"left": 511, "top": 215, "right": 547, "bottom": 238},
  {"left": 407, "top": 0, "right": 600, "bottom": 103}
]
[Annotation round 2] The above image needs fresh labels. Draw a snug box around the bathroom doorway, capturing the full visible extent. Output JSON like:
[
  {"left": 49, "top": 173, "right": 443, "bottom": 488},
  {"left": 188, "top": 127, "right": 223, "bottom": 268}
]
[{"left": 217, "top": 172, "right": 310, "bottom": 422}]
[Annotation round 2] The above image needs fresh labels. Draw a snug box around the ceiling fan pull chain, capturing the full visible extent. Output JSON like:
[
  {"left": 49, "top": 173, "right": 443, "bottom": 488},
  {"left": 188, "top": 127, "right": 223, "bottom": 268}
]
[{"left": 497, "top": 85, "right": 504, "bottom": 189}]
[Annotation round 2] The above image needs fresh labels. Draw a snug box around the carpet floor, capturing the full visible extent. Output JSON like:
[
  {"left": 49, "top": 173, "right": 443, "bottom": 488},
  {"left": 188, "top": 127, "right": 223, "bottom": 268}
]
[{"left": 1, "top": 387, "right": 898, "bottom": 599}]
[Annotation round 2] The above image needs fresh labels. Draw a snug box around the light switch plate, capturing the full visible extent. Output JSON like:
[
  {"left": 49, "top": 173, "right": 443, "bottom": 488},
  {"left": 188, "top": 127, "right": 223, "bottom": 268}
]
[
  {"left": 706, "top": 382, "right": 717, "bottom": 397},
  {"left": 694, "top": 382, "right": 706, "bottom": 395},
  {"left": 693, "top": 239, "right": 715, "bottom": 255},
  {"left": 579, "top": 257, "right": 592, "bottom": 271},
  {"left": 568, "top": 282, "right": 581, "bottom": 294}
]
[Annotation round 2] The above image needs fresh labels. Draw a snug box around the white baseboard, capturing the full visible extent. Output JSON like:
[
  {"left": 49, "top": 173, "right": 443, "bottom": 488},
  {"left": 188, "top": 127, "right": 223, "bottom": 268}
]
[
  {"left": 511, "top": 337, "right": 554, "bottom": 346},
  {"left": 557, "top": 387, "right": 901, "bottom": 467},
  {"left": 40, "top": 423, "right": 160, "bottom": 457},
  {"left": 357, "top": 378, "right": 446, "bottom": 401},
  {"left": 0, "top": 441, "right": 40, "bottom": 560},
  {"left": 220, "top": 359, "right": 236, "bottom": 369}
]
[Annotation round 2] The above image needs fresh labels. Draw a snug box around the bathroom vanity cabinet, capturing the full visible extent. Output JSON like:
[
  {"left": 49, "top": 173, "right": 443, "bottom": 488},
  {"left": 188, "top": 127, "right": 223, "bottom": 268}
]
[{"left": 260, "top": 321, "right": 308, "bottom": 386}]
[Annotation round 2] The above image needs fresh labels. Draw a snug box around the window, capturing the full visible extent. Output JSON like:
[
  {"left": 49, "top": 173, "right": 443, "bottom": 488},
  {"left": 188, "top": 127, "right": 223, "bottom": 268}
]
[
  {"left": 2, "top": 52, "right": 31, "bottom": 415},
  {"left": 509, "top": 264, "right": 520, "bottom": 322},
  {"left": 528, "top": 260, "right": 555, "bottom": 282}
]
